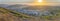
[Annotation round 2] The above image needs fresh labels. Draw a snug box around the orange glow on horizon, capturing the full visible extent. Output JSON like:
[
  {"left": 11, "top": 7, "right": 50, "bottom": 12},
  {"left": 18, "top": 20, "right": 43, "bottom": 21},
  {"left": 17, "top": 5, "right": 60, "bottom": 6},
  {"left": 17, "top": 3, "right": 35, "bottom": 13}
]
[{"left": 31, "top": 0, "right": 46, "bottom": 5}]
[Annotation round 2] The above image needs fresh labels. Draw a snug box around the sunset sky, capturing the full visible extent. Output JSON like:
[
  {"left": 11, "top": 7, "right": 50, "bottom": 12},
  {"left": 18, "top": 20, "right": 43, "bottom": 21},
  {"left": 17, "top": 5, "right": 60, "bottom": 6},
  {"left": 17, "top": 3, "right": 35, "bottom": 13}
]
[
  {"left": 0, "top": 0, "right": 60, "bottom": 6},
  {"left": 0, "top": 0, "right": 60, "bottom": 3}
]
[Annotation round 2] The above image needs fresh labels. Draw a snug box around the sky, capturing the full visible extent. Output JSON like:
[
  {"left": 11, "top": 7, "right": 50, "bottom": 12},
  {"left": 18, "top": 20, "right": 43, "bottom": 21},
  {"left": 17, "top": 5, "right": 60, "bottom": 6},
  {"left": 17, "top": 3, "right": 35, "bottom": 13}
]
[
  {"left": 0, "top": 0, "right": 34, "bottom": 3},
  {"left": 0, "top": 0, "right": 60, "bottom": 3},
  {"left": 45, "top": 0, "right": 60, "bottom": 2}
]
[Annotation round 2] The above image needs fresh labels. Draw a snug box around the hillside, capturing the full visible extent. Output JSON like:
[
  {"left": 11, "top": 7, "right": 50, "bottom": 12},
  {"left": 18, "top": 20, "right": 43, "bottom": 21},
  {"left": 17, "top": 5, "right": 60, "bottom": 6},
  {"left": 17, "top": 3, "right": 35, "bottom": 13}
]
[
  {"left": 0, "top": 4, "right": 60, "bottom": 21},
  {"left": 0, "top": 7, "right": 36, "bottom": 21}
]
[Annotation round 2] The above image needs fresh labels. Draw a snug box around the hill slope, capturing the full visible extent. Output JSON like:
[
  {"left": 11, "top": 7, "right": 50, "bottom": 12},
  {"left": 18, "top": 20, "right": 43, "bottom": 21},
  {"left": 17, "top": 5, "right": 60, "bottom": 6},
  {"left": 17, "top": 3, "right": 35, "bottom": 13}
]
[{"left": 0, "top": 7, "right": 34, "bottom": 21}]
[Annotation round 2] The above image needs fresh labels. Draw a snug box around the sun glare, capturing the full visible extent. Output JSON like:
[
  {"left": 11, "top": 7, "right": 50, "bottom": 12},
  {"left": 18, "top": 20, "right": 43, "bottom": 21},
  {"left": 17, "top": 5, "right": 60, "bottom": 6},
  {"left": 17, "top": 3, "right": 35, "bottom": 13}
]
[
  {"left": 38, "top": 0, "right": 42, "bottom": 2},
  {"left": 31, "top": 0, "right": 44, "bottom": 5}
]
